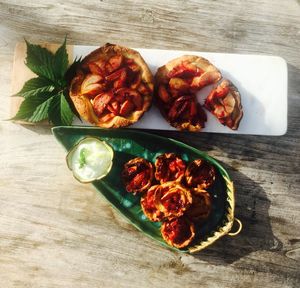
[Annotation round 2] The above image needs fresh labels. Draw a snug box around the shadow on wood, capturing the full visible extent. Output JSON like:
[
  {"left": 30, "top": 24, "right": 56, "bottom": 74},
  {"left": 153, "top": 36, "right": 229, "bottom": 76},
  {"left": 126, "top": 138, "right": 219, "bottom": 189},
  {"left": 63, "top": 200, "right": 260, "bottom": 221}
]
[{"left": 192, "top": 162, "right": 282, "bottom": 264}]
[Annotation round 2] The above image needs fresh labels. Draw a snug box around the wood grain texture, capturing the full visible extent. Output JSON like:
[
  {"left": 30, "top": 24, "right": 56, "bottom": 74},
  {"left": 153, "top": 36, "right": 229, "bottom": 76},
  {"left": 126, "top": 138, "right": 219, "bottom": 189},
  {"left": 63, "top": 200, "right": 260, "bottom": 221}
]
[{"left": 0, "top": 0, "right": 299, "bottom": 287}]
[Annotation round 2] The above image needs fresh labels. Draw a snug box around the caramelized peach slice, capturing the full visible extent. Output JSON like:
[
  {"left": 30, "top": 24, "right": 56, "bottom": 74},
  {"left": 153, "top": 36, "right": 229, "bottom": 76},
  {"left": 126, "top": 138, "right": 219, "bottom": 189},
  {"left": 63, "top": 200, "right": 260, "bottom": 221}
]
[
  {"left": 167, "top": 61, "right": 200, "bottom": 78},
  {"left": 106, "top": 55, "right": 123, "bottom": 73},
  {"left": 190, "top": 70, "right": 221, "bottom": 89},
  {"left": 158, "top": 85, "right": 171, "bottom": 103},
  {"left": 107, "top": 101, "right": 120, "bottom": 115},
  {"left": 167, "top": 96, "right": 192, "bottom": 120},
  {"left": 105, "top": 67, "right": 128, "bottom": 90},
  {"left": 130, "top": 74, "right": 142, "bottom": 90},
  {"left": 138, "top": 83, "right": 149, "bottom": 95},
  {"left": 106, "top": 68, "right": 126, "bottom": 82},
  {"left": 128, "top": 62, "right": 140, "bottom": 73},
  {"left": 204, "top": 79, "right": 243, "bottom": 130},
  {"left": 222, "top": 94, "right": 235, "bottom": 114},
  {"left": 94, "top": 59, "right": 106, "bottom": 72},
  {"left": 169, "top": 78, "right": 190, "bottom": 92},
  {"left": 120, "top": 100, "right": 134, "bottom": 116},
  {"left": 115, "top": 88, "right": 143, "bottom": 110},
  {"left": 93, "top": 92, "right": 113, "bottom": 116},
  {"left": 88, "top": 62, "right": 105, "bottom": 76},
  {"left": 131, "top": 92, "right": 143, "bottom": 110},
  {"left": 81, "top": 74, "right": 104, "bottom": 97}
]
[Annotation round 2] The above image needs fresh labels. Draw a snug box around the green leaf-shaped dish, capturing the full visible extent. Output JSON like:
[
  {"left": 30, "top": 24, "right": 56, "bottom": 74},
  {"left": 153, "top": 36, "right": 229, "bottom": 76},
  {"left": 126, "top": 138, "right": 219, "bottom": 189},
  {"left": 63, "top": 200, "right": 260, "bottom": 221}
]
[{"left": 52, "top": 126, "right": 236, "bottom": 253}]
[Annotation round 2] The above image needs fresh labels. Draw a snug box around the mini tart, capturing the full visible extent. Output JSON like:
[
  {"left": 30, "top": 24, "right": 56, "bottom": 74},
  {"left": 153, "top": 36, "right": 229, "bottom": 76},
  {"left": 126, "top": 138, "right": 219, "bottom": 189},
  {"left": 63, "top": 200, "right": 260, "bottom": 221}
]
[
  {"left": 155, "top": 153, "right": 186, "bottom": 183},
  {"left": 69, "top": 43, "right": 154, "bottom": 128},
  {"left": 155, "top": 182, "right": 192, "bottom": 219},
  {"left": 185, "top": 159, "right": 216, "bottom": 190},
  {"left": 155, "top": 55, "right": 221, "bottom": 131},
  {"left": 204, "top": 79, "right": 243, "bottom": 130},
  {"left": 186, "top": 191, "right": 212, "bottom": 222},
  {"left": 140, "top": 185, "right": 164, "bottom": 222},
  {"left": 122, "top": 157, "right": 154, "bottom": 194},
  {"left": 161, "top": 217, "right": 195, "bottom": 249}
]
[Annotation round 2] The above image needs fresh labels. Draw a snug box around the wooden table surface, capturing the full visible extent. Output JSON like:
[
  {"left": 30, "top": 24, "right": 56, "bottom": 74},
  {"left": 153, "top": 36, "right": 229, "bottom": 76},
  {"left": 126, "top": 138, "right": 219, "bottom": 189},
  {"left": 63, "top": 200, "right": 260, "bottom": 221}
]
[{"left": 0, "top": 1, "right": 299, "bottom": 287}]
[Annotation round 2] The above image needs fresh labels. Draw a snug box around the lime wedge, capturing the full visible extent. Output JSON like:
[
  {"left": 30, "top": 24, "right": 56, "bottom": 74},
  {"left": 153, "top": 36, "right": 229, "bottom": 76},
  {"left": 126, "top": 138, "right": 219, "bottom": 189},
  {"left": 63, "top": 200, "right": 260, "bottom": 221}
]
[{"left": 66, "top": 137, "right": 114, "bottom": 183}]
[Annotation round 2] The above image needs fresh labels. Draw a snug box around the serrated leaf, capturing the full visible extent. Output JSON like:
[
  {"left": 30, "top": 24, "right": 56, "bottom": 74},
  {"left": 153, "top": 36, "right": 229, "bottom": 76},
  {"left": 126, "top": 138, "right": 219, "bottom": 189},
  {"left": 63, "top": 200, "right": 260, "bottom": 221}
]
[
  {"left": 48, "top": 92, "right": 74, "bottom": 126},
  {"left": 53, "top": 37, "right": 68, "bottom": 82},
  {"left": 12, "top": 38, "right": 76, "bottom": 126},
  {"left": 25, "top": 40, "right": 56, "bottom": 82},
  {"left": 11, "top": 92, "right": 54, "bottom": 121},
  {"left": 28, "top": 95, "right": 54, "bottom": 122},
  {"left": 63, "top": 88, "right": 82, "bottom": 122},
  {"left": 60, "top": 92, "right": 74, "bottom": 125},
  {"left": 15, "top": 77, "right": 55, "bottom": 98},
  {"left": 65, "top": 56, "right": 82, "bottom": 85}
]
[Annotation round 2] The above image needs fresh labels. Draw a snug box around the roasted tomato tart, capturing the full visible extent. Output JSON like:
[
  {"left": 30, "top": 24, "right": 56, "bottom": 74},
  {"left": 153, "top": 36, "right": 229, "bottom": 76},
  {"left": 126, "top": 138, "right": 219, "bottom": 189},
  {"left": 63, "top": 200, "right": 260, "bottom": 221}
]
[
  {"left": 155, "top": 153, "right": 186, "bottom": 183},
  {"left": 185, "top": 159, "right": 216, "bottom": 190},
  {"left": 155, "top": 55, "right": 221, "bottom": 131},
  {"left": 69, "top": 43, "right": 154, "bottom": 128},
  {"left": 186, "top": 191, "right": 212, "bottom": 222},
  {"left": 122, "top": 157, "right": 154, "bottom": 194},
  {"left": 204, "top": 79, "right": 243, "bottom": 130},
  {"left": 161, "top": 217, "right": 195, "bottom": 249}
]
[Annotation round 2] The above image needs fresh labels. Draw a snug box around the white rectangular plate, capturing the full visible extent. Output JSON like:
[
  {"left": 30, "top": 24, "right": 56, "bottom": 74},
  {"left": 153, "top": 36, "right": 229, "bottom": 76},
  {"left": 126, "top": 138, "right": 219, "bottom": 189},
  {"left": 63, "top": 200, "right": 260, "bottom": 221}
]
[{"left": 73, "top": 46, "right": 288, "bottom": 136}]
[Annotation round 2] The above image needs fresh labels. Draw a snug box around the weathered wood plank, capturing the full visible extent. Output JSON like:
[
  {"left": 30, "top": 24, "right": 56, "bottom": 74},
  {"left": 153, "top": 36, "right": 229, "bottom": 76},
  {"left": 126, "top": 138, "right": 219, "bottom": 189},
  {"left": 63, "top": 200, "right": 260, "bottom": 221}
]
[{"left": 0, "top": 0, "right": 299, "bottom": 287}]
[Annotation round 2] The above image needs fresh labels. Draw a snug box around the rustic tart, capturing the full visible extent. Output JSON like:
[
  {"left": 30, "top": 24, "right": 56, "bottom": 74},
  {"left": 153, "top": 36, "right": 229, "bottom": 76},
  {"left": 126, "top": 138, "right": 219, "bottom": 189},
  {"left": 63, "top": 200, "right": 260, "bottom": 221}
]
[
  {"left": 155, "top": 55, "right": 243, "bottom": 131},
  {"left": 69, "top": 43, "right": 154, "bottom": 128},
  {"left": 155, "top": 55, "right": 222, "bottom": 131}
]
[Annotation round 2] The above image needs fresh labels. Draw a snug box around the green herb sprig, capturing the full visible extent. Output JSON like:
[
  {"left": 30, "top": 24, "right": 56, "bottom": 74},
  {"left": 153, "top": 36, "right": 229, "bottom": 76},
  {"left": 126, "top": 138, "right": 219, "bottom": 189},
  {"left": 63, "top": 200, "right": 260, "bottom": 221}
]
[{"left": 12, "top": 38, "right": 79, "bottom": 126}]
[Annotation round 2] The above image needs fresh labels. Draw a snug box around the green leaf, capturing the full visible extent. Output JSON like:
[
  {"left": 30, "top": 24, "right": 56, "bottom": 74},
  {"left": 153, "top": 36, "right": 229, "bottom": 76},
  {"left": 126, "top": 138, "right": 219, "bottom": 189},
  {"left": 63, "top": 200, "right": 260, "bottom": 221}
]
[
  {"left": 53, "top": 37, "right": 68, "bottom": 82},
  {"left": 11, "top": 38, "right": 76, "bottom": 126},
  {"left": 65, "top": 56, "right": 82, "bottom": 85},
  {"left": 48, "top": 92, "right": 74, "bottom": 126},
  {"left": 14, "top": 77, "right": 55, "bottom": 98},
  {"left": 11, "top": 92, "right": 54, "bottom": 121},
  {"left": 60, "top": 92, "right": 74, "bottom": 125},
  {"left": 28, "top": 96, "right": 54, "bottom": 122},
  {"left": 25, "top": 40, "right": 56, "bottom": 82}
]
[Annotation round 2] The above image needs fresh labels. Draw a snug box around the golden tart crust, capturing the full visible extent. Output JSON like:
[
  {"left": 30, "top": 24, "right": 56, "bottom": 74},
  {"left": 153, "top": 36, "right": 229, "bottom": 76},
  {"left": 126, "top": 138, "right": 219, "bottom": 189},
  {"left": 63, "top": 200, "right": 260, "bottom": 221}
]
[{"left": 69, "top": 43, "right": 154, "bottom": 128}]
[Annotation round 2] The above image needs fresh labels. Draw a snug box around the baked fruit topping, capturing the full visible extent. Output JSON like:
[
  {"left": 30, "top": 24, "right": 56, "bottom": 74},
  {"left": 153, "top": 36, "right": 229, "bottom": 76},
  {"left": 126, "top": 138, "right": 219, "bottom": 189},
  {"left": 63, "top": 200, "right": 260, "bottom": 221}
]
[
  {"left": 122, "top": 154, "right": 217, "bottom": 249},
  {"left": 186, "top": 191, "right": 212, "bottom": 222},
  {"left": 141, "top": 185, "right": 165, "bottom": 222},
  {"left": 155, "top": 153, "right": 186, "bottom": 183},
  {"left": 204, "top": 79, "right": 243, "bottom": 130},
  {"left": 69, "top": 43, "right": 154, "bottom": 128},
  {"left": 122, "top": 157, "right": 154, "bottom": 194},
  {"left": 161, "top": 217, "right": 195, "bottom": 249},
  {"left": 155, "top": 55, "right": 221, "bottom": 131},
  {"left": 185, "top": 159, "right": 216, "bottom": 190},
  {"left": 155, "top": 182, "right": 192, "bottom": 219}
]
